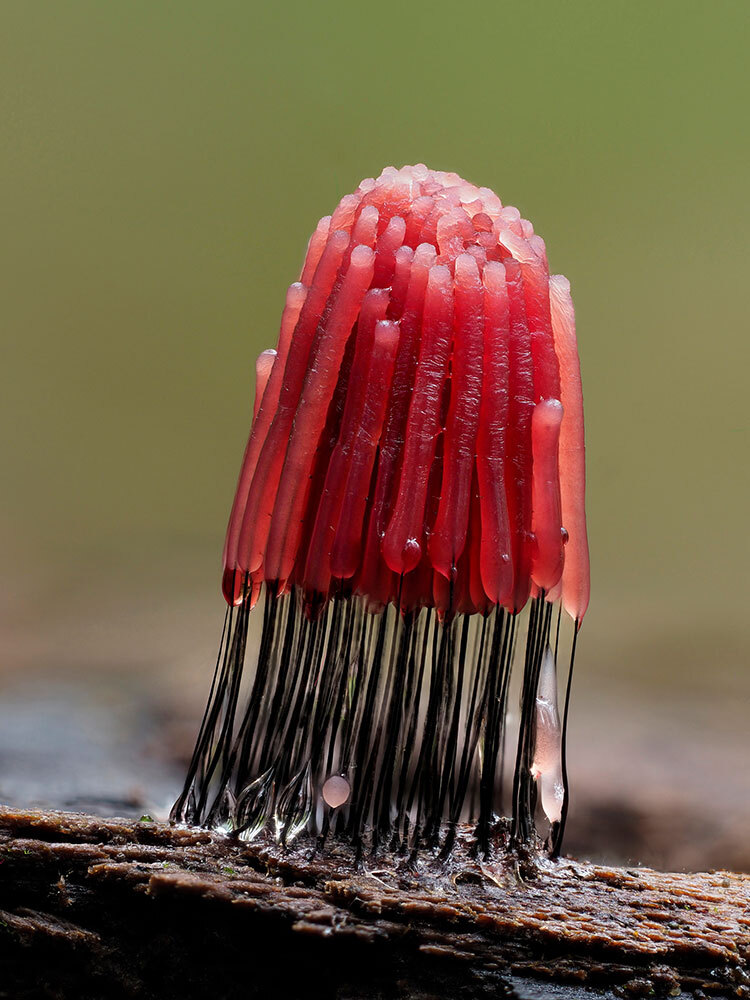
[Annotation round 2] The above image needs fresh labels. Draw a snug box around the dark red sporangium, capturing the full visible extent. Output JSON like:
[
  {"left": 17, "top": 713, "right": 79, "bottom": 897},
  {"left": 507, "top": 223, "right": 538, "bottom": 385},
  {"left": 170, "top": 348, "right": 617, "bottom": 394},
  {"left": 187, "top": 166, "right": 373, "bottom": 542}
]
[{"left": 172, "top": 165, "right": 590, "bottom": 859}]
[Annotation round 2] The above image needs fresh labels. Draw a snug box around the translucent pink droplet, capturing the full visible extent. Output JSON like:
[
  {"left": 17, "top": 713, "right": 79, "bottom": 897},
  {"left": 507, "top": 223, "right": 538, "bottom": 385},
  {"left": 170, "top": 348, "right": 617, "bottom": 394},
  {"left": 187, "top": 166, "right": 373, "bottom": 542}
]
[
  {"left": 531, "top": 644, "right": 564, "bottom": 825},
  {"left": 322, "top": 775, "right": 351, "bottom": 809}
]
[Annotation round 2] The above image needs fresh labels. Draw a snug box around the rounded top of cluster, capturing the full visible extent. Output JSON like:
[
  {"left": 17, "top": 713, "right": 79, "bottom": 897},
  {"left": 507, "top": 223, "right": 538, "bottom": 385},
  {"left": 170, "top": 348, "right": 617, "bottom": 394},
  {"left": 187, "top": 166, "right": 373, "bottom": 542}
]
[{"left": 329, "top": 163, "right": 545, "bottom": 270}]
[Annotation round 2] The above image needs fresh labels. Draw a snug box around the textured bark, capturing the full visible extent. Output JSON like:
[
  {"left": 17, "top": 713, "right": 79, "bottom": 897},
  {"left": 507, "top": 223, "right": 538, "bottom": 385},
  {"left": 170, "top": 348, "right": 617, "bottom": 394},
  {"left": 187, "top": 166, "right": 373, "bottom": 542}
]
[{"left": 1, "top": 806, "right": 748, "bottom": 1000}]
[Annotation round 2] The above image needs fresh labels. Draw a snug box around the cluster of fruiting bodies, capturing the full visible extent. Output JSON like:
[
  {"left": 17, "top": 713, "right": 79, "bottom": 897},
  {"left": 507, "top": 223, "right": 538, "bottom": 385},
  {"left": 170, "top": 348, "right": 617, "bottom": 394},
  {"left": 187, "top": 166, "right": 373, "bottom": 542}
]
[
  {"left": 174, "top": 166, "right": 589, "bottom": 857},
  {"left": 222, "top": 164, "right": 588, "bottom": 625}
]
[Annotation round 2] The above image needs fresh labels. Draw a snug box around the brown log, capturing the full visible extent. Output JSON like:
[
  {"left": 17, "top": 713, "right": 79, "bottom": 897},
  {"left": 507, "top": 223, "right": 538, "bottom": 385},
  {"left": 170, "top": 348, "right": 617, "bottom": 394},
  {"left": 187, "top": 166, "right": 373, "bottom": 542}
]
[{"left": 0, "top": 805, "right": 748, "bottom": 999}]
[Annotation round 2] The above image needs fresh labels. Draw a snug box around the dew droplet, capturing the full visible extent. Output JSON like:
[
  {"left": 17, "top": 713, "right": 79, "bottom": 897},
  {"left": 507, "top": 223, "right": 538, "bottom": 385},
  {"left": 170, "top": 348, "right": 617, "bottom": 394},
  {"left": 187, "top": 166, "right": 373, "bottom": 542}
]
[
  {"left": 322, "top": 774, "right": 350, "bottom": 809},
  {"left": 169, "top": 786, "right": 197, "bottom": 825},
  {"left": 235, "top": 764, "right": 276, "bottom": 843},
  {"left": 184, "top": 787, "right": 199, "bottom": 824},
  {"left": 212, "top": 786, "right": 237, "bottom": 835},
  {"left": 560, "top": 526, "right": 569, "bottom": 545},
  {"left": 531, "top": 644, "right": 564, "bottom": 825},
  {"left": 273, "top": 761, "right": 313, "bottom": 845}
]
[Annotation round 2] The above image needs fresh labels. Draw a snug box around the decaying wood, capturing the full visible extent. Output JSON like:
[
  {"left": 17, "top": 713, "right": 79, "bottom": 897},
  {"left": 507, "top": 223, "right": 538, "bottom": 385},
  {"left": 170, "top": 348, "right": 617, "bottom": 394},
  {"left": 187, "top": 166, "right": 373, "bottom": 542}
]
[{"left": 1, "top": 806, "right": 748, "bottom": 999}]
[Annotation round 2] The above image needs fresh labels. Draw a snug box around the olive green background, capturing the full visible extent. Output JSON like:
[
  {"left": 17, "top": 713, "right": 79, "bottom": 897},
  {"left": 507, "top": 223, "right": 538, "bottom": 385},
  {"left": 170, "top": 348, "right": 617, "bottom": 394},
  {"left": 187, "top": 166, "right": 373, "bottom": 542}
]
[{"left": 2, "top": 2, "right": 748, "bottom": 852}]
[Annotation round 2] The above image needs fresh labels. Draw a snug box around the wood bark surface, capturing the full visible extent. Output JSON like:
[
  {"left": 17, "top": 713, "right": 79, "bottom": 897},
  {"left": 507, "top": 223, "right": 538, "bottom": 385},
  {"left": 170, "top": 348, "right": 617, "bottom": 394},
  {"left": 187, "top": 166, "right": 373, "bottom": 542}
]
[{"left": 1, "top": 806, "right": 748, "bottom": 1000}]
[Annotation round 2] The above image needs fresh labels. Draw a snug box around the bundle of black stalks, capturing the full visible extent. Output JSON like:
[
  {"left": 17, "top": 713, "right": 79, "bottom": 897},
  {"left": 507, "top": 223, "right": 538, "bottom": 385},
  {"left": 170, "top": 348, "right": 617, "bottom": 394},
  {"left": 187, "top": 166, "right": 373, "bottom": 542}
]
[{"left": 172, "top": 584, "right": 578, "bottom": 861}]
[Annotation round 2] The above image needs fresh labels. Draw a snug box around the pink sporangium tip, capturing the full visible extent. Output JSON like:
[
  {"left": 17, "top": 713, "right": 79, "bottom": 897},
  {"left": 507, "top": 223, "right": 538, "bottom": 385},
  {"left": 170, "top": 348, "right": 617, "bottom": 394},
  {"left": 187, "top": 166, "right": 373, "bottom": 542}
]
[{"left": 222, "top": 165, "right": 589, "bottom": 621}]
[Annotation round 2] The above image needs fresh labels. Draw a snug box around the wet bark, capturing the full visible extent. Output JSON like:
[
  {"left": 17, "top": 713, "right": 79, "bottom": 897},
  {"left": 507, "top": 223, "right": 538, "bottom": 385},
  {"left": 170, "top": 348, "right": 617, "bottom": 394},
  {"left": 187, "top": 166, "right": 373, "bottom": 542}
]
[{"left": 1, "top": 806, "right": 748, "bottom": 1000}]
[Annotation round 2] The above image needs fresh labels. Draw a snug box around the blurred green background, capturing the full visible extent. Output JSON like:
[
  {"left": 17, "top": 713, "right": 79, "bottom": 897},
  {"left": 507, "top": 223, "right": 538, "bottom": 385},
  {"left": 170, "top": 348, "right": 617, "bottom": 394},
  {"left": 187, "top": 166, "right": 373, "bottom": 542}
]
[{"left": 2, "top": 1, "right": 748, "bottom": 863}]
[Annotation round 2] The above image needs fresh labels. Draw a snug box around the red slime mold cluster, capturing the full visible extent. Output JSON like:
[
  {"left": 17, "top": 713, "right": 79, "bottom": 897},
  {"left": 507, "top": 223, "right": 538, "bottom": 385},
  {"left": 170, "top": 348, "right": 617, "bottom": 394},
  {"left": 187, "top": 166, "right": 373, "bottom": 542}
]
[{"left": 222, "top": 165, "right": 589, "bottom": 623}]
